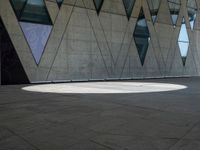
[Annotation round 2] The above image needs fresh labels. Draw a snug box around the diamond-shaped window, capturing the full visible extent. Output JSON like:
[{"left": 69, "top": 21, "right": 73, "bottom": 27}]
[
  {"left": 133, "top": 8, "right": 150, "bottom": 66},
  {"left": 167, "top": 0, "right": 181, "bottom": 28},
  {"left": 178, "top": 18, "right": 189, "bottom": 66},
  {"left": 123, "top": 0, "right": 136, "bottom": 20},
  {"left": 187, "top": 0, "right": 197, "bottom": 30},
  {"left": 93, "top": 0, "right": 104, "bottom": 15},
  {"left": 147, "top": 0, "right": 161, "bottom": 24}
]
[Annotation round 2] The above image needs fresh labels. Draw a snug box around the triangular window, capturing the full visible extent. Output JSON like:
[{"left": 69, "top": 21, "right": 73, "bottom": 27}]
[
  {"left": 123, "top": 0, "right": 136, "bottom": 20},
  {"left": 93, "top": 0, "right": 104, "bottom": 15}
]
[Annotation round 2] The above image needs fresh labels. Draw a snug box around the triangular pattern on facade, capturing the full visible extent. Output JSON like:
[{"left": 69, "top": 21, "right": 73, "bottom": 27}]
[
  {"left": 10, "top": 0, "right": 53, "bottom": 65},
  {"left": 167, "top": 0, "right": 181, "bottom": 27},
  {"left": 178, "top": 18, "right": 189, "bottom": 66},
  {"left": 0, "top": 18, "right": 29, "bottom": 85},
  {"left": 123, "top": 0, "right": 136, "bottom": 20},
  {"left": 20, "top": 22, "right": 52, "bottom": 64},
  {"left": 187, "top": 0, "right": 197, "bottom": 30},
  {"left": 93, "top": 0, "right": 104, "bottom": 15},
  {"left": 133, "top": 8, "right": 150, "bottom": 66},
  {"left": 147, "top": 0, "right": 161, "bottom": 24}
]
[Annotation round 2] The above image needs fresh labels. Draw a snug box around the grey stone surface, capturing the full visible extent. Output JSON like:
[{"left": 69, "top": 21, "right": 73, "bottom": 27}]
[{"left": 0, "top": 78, "right": 200, "bottom": 149}]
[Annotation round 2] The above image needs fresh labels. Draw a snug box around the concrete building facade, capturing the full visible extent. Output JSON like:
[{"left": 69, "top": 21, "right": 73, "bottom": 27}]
[{"left": 0, "top": 0, "right": 200, "bottom": 84}]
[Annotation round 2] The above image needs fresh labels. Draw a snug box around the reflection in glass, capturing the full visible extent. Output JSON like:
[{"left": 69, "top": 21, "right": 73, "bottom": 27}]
[
  {"left": 187, "top": 0, "right": 197, "bottom": 30},
  {"left": 147, "top": 0, "right": 161, "bottom": 24},
  {"left": 10, "top": 0, "right": 26, "bottom": 19},
  {"left": 56, "top": 0, "right": 63, "bottom": 8},
  {"left": 133, "top": 8, "right": 150, "bottom": 66},
  {"left": 20, "top": 0, "right": 52, "bottom": 25},
  {"left": 93, "top": 0, "right": 104, "bottom": 15},
  {"left": 167, "top": 0, "right": 181, "bottom": 28},
  {"left": 123, "top": 0, "right": 136, "bottom": 20},
  {"left": 10, "top": 0, "right": 52, "bottom": 25},
  {"left": 178, "top": 18, "right": 189, "bottom": 66}
]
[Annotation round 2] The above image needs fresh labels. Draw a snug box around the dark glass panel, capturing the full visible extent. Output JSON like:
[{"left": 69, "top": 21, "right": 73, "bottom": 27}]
[
  {"left": 187, "top": 0, "right": 197, "bottom": 30},
  {"left": 10, "top": 0, "right": 27, "bottom": 19},
  {"left": 56, "top": 0, "right": 63, "bottom": 8},
  {"left": 20, "top": 0, "right": 52, "bottom": 25},
  {"left": 0, "top": 18, "right": 29, "bottom": 85},
  {"left": 133, "top": 8, "right": 150, "bottom": 66},
  {"left": 147, "top": 0, "right": 161, "bottom": 24},
  {"left": 93, "top": 0, "right": 104, "bottom": 15},
  {"left": 167, "top": 0, "right": 181, "bottom": 27},
  {"left": 123, "top": 0, "right": 136, "bottom": 20}
]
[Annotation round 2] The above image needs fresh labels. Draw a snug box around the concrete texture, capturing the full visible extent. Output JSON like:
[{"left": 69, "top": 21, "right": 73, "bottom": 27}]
[
  {"left": 0, "top": 0, "right": 200, "bottom": 83},
  {"left": 0, "top": 77, "right": 200, "bottom": 149}
]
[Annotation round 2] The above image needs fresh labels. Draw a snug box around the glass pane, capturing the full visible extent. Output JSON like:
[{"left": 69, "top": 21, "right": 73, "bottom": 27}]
[
  {"left": 187, "top": 0, "right": 197, "bottom": 30},
  {"left": 168, "top": 0, "right": 181, "bottom": 27},
  {"left": 178, "top": 18, "right": 189, "bottom": 66},
  {"left": 123, "top": 0, "right": 136, "bottom": 20},
  {"left": 20, "top": 0, "right": 52, "bottom": 25},
  {"left": 93, "top": 0, "right": 104, "bottom": 15},
  {"left": 133, "top": 8, "right": 150, "bottom": 66},
  {"left": 178, "top": 42, "right": 189, "bottom": 57},
  {"left": 147, "top": 0, "right": 161, "bottom": 24},
  {"left": 56, "top": 0, "right": 63, "bottom": 8},
  {"left": 20, "top": 22, "right": 52, "bottom": 64},
  {"left": 10, "top": 0, "right": 27, "bottom": 19}
]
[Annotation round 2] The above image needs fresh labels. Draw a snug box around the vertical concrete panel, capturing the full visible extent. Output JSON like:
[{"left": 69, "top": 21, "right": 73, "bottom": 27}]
[
  {"left": 142, "top": 42, "right": 161, "bottom": 78},
  {"left": 169, "top": 45, "right": 184, "bottom": 76},
  {"left": 39, "top": 5, "right": 73, "bottom": 81},
  {"left": 45, "top": 0, "right": 59, "bottom": 23},
  {"left": 183, "top": 48, "right": 197, "bottom": 76}
]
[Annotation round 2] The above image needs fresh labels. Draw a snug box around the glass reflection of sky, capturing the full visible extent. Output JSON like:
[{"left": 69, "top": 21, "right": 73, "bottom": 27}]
[
  {"left": 171, "top": 14, "right": 178, "bottom": 27},
  {"left": 178, "top": 43, "right": 189, "bottom": 57},
  {"left": 189, "top": 13, "right": 196, "bottom": 30},
  {"left": 147, "top": 0, "right": 161, "bottom": 24},
  {"left": 168, "top": 0, "right": 181, "bottom": 27},
  {"left": 27, "top": 0, "right": 44, "bottom": 5},
  {"left": 137, "top": 19, "right": 147, "bottom": 27},
  {"left": 187, "top": 0, "right": 197, "bottom": 30},
  {"left": 178, "top": 18, "right": 189, "bottom": 59},
  {"left": 178, "top": 23, "right": 189, "bottom": 42}
]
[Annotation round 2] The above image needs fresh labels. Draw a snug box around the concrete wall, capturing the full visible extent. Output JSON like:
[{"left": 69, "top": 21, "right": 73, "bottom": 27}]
[{"left": 0, "top": 0, "right": 200, "bottom": 83}]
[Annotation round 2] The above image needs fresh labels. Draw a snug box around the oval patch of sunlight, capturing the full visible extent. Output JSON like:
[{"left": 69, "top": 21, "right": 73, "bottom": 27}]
[{"left": 22, "top": 82, "right": 187, "bottom": 94}]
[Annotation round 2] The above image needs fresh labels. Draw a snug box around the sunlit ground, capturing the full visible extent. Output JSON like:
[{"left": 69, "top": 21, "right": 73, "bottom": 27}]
[{"left": 22, "top": 82, "right": 187, "bottom": 94}]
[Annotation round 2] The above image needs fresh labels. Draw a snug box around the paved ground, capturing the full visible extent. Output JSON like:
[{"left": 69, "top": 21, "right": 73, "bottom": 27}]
[{"left": 0, "top": 78, "right": 200, "bottom": 150}]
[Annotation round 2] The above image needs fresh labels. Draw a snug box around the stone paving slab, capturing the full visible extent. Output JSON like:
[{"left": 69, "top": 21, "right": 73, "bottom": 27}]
[{"left": 0, "top": 78, "right": 200, "bottom": 149}]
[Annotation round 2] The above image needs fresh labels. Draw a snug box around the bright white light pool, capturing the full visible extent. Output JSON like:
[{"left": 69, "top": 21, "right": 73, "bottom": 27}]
[{"left": 22, "top": 82, "right": 187, "bottom": 94}]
